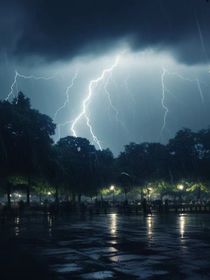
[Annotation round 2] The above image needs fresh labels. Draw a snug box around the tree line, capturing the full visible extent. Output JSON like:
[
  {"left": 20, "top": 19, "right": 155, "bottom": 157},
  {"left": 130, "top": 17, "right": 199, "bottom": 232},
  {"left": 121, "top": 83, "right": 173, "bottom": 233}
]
[{"left": 0, "top": 92, "right": 210, "bottom": 206}]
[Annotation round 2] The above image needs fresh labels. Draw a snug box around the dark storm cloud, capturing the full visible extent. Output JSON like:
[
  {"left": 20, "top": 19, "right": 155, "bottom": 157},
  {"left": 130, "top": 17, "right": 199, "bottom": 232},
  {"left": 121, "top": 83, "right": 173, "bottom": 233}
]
[{"left": 1, "top": 0, "right": 210, "bottom": 64}]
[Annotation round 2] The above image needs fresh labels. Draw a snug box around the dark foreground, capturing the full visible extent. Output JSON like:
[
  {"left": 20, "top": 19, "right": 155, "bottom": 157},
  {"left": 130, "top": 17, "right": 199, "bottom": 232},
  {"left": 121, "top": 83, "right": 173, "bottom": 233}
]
[{"left": 1, "top": 213, "right": 210, "bottom": 280}]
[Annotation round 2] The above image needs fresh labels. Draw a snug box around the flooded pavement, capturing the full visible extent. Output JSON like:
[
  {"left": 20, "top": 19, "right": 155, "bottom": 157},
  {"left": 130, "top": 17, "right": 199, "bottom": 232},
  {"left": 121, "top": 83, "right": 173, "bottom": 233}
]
[{"left": 1, "top": 213, "right": 210, "bottom": 279}]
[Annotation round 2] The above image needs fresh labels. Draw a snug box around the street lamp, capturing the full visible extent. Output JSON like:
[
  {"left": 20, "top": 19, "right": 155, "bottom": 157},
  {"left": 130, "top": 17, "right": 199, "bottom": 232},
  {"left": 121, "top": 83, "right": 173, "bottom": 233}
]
[
  {"left": 110, "top": 185, "right": 115, "bottom": 191},
  {"left": 110, "top": 185, "right": 115, "bottom": 204},
  {"left": 177, "top": 184, "right": 184, "bottom": 191},
  {"left": 177, "top": 184, "right": 184, "bottom": 205}
]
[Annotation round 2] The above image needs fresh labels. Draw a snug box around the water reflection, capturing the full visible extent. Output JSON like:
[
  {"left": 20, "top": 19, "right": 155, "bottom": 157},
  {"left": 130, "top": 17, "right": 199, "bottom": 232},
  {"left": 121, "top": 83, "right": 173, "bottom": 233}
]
[
  {"left": 109, "top": 213, "right": 118, "bottom": 236},
  {"left": 47, "top": 214, "right": 53, "bottom": 237},
  {"left": 3, "top": 213, "right": 210, "bottom": 280},
  {"left": 14, "top": 217, "right": 20, "bottom": 236},
  {"left": 179, "top": 215, "right": 186, "bottom": 239},
  {"left": 146, "top": 215, "right": 153, "bottom": 238}
]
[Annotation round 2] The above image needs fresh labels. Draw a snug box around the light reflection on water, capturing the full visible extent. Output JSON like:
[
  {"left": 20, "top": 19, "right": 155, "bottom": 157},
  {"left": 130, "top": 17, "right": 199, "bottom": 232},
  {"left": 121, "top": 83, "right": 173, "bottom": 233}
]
[
  {"left": 3, "top": 213, "right": 210, "bottom": 280},
  {"left": 8, "top": 213, "right": 209, "bottom": 251},
  {"left": 14, "top": 217, "right": 20, "bottom": 236},
  {"left": 145, "top": 214, "right": 187, "bottom": 242},
  {"left": 109, "top": 213, "right": 117, "bottom": 236},
  {"left": 179, "top": 215, "right": 186, "bottom": 239},
  {"left": 47, "top": 214, "right": 53, "bottom": 237},
  {"left": 146, "top": 215, "right": 153, "bottom": 238}
]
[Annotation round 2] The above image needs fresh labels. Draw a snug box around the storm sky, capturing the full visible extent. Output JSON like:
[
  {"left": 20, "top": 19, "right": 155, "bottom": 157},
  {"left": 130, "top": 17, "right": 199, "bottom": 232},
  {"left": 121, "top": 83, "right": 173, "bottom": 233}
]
[{"left": 0, "top": 0, "right": 210, "bottom": 154}]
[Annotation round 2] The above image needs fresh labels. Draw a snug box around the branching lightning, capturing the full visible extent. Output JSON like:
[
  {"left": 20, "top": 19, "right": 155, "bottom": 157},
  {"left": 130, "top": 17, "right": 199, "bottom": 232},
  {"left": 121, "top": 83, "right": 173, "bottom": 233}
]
[
  {"left": 6, "top": 70, "right": 58, "bottom": 101},
  {"left": 71, "top": 55, "right": 121, "bottom": 150},
  {"left": 104, "top": 73, "right": 126, "bottom": 129},
  {"left": 6, "top": 48, "right": 208, "bottom": 150},
  {"left": 160, "top": 66, "right": 205, "bottom": 136},
  {"left": 53, "top": 70, "right": 79, "bottom": 121},
  {"left": 160, "top": 67, "right": 169, "bottom": 134},
  {"left": 166, "top": 70, "right": 205, "bottom": 103},
  {"left": 103, "top": 73, "right": 134, "bottom": 140}
]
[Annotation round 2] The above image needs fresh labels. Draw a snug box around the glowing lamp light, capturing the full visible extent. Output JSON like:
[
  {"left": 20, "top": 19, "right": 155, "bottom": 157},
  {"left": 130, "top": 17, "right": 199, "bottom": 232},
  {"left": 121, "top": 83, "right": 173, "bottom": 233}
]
[
  {"left": 177, "top": 184, "right": 184, "bottom": 191},
  {"left": 110, "top": 185, "right": 115, "bottom": 191}
]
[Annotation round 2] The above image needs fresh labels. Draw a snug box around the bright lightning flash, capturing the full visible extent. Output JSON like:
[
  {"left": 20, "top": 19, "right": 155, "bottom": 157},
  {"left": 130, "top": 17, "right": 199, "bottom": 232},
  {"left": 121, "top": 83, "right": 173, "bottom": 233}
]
[
  {"left": 53, "top": 70, "right": 78, "bottom": 121},
  {"left": 6, "top": 70, "right": 57, "bottom": 101},
  {"left": 160, "top": 67, "right": 169, "bottom": 134},
  {"left": 71, "top": 55, "right": 121, "bottom": 150}
]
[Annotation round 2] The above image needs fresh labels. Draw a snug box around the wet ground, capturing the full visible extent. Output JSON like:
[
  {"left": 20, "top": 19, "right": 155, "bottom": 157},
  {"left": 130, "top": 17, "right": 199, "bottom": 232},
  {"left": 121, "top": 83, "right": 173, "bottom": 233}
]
[{"left": 1, "top": 213, "right": 210, "bottom": 279}]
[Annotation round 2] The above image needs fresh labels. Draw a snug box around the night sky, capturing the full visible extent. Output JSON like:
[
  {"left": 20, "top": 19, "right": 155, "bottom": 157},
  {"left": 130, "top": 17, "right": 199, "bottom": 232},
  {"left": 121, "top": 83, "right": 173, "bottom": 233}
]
[{"left": 0, "top": 0, "right": 210, "bottom": 155}]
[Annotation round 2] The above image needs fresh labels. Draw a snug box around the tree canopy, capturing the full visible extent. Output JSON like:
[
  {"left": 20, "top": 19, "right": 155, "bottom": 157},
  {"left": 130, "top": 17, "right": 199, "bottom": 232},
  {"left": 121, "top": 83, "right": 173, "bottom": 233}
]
[{"left": 0, "top": 92, "right": 210, "bottom": 204}]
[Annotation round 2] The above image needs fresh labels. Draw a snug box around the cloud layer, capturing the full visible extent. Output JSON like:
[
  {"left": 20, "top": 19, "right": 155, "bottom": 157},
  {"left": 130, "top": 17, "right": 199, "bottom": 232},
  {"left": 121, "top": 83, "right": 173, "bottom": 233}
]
[{"left": 1, "top": 0, "right": 210, "bottom": 64}]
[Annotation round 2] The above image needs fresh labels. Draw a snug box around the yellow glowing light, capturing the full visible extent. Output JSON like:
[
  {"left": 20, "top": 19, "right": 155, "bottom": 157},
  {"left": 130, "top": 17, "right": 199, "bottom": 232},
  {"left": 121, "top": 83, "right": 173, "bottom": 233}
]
[
  {"left": 110, "top": 213, "right": 117, "bottom": 235},
  {"left": 177, "top": 184, "right": 184, "bottom": 191},
  {"left": 147, "top": 216, "right": 153, "bottom": 238},
  {"left": 110, "top": 185, "right": 115, "bottom": 191},
  {"left": 179, "top": 215, "right": 185, "bottom": 239}
]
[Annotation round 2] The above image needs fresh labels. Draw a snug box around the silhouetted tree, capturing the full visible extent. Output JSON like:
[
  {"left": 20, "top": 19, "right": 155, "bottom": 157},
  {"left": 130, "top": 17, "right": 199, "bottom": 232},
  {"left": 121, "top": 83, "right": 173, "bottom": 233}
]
[
  {"left": 1, "top": 91, "right": 210, "bottom": 205},
  {"left": 55, "top": 136, "right": 98, "bottom": 201},
  {"left": 0, "top": 92, "right": 55, "bottom": 205},
  {"left": 95, "top": 148, "right": 115, "bottom": 191},
  {"left": 167, "top": 129, "right": 199, "bottom": 182}
]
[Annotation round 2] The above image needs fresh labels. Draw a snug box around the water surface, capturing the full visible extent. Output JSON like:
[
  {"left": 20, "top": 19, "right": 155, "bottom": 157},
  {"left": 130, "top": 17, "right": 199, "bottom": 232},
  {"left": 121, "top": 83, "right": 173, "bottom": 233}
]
[{"left": 1, "top": 213, "right": 210, "bottom": 279}]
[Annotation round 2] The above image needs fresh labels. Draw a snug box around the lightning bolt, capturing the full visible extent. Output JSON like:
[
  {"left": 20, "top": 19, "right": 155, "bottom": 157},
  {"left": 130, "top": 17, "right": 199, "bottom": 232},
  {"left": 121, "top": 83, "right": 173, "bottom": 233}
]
[
  {"left": 71, "top": 55, "right": 121, "bottom": 150},
  {"left": 160, "top": 66, "right": 205, "bottom": 137},
  {"left": 160, "top": 67, "right": 169, "bottom": 134},
  {"left": 53, "top": 70, "right": 79, "bottom": 121},
  {"left": 6, "top": 70, "right": 58, "bottom": 101},
  {"left": 104, "top": 74, "right": 134, "bottom": 139},
  {"left": 103, "top": 73, "right": 126, "bottom": 128},
  {"left": 195, "top": 15, "right": 209, "bottom": 62},
  {"left": 164, "top": 69, "right": 205, "bottom": 104}
]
